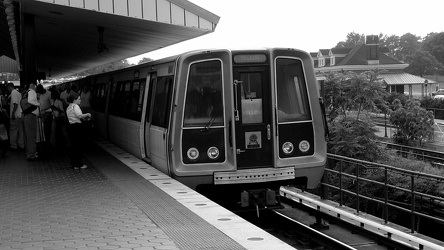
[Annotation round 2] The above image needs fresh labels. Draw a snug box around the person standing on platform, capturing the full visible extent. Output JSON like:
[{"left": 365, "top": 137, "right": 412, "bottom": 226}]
[
  {"left": 60, "top": 85, "right": 72, "bottom": 110},
  {"left": 66, "top": 92, "right": 91, "bottom": 169},
  {"left": 22, "top": 83, "right": 40, "bottom": 161},
  {"left": 6, "top": 82, "right": 24, "bottom": 151},
  {"left": 50, "top": 89, "right": 69, "bottom": 150},
  {"left": 36, "top": 84, "right": 53, "bottom": 152},
  {"left": 0, "top": 87, "right": 9, "bottom": 158}
]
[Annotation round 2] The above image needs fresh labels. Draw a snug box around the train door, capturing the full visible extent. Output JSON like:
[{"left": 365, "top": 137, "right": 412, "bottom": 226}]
[
  {"left": 233, "top": 67, "right": 273, "bottom": 169},
  {"left": 145, "top": 73, "right": 173, "bottom": 175},
  {"left": 143, "top": 73, "right": 155, "bottom": 162}
]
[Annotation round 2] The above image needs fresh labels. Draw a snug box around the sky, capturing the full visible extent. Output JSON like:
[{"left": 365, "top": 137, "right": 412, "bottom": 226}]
[{"left": 127, "top": 0, "right": 444, "bottom": 63}]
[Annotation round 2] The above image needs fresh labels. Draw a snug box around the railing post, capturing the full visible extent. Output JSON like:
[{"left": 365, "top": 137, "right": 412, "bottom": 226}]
[
  {"left": 356, "top": 163, "right": 360, "bottom": 214},
  {"left": 384, "top": 167, "right": 388, "bottom": 224},
  {"left": 339, "top": 160, "right": 343, "bottom": 206},
  {"left": 320, "top": 162, "right": 327, "bottom": 200},
  {"left": 411, "top": 175, "right": 415, "bottom": 233}
]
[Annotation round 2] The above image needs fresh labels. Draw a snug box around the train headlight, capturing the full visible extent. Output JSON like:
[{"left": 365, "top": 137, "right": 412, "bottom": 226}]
[
  {"left": 299, "top": 140, "right": 310, "bottom": 152},
  {"left": 207, "top": 146, "right": 220, "bottom": 160},
  {"left": 282, "top": 142, "right": 294, "bottom": 154},
  {"left": 187, "top": 147, "right": 199, "bottom": 160}
]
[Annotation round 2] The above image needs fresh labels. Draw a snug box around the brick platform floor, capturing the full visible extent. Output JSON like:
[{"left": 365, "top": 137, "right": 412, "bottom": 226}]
[{"left": 0, "top": 143, "right": 245, "bottom": 250}]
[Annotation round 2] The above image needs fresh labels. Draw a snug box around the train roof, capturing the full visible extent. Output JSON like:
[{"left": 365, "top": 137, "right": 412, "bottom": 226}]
[{"left": 68, "top": 47, "right": 312, "bottom": 82}]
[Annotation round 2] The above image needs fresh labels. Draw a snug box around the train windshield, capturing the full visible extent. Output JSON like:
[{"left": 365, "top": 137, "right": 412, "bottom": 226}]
[
  {"left": 275, "top": 58, "right": 311, "bottom": 123},
  {"left": 184, "top": 60, "right": 223, "bottom": 127}
]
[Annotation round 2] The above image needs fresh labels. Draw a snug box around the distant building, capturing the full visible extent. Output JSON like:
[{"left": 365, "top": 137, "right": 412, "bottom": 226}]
[{"left": 311, "top": 35, "right": 437, "bottom": 99}]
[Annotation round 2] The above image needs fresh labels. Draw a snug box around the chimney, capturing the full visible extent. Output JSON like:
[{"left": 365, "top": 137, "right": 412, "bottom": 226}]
[{"left": 366, "top": 35, "right": 379, "bottom": 65}]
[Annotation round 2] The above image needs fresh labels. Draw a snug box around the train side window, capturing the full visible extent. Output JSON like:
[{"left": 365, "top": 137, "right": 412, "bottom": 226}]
[
  {"left": 128, "top": 80, "right": 145, "bottom": 120},
  {"left": 109, "top": 81, "right": 119, "bottom": 115},
  {"left": 151, "top": 76, "right": 173, "bottom": 128},
  {"left": 183, "top": 60, "right": 223, "bottom": 127},
  {"left": 276, "top": 58, "right": 311, "bottom": 122},
  {"left": 122, "top": 81, "right": 132, "bottom": 117}
]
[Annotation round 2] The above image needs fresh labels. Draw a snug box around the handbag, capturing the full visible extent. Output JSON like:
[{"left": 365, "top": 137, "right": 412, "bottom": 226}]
[{"left": 20, "top": 91, "right": 38, "bottom": 114}]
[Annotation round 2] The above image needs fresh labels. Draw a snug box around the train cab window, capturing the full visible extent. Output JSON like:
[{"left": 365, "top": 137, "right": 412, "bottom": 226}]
[
  {"left": 183, "top": 60, "right": 223, "bottom": 127},
  {"left": 240, "top": 72, "right": 263, "bottom": 124},
  {"left": 276, "top": 58, "right": 311, "bottom": 122},
  {"left": 151, "top": 77, "right": 173, "bottom": 128}
]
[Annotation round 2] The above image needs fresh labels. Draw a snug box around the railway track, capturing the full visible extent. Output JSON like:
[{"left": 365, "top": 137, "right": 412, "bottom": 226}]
[
  {"left": 377, "top": 141, "right": 444, "bottom": 166},
  {"left": 236, "top": 207, "right": 358, "bottom": 249},
  {"left": 234, "top": 196, "right": 408, "bottom": 249},
  {"left": 232, "top": 185, "right": 436, "bottom": 249}
]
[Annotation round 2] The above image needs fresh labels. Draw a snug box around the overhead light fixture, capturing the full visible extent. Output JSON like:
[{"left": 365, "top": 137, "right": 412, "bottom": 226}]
[{"left": 97, "top": 26, "right": 109, "bottom": 53}]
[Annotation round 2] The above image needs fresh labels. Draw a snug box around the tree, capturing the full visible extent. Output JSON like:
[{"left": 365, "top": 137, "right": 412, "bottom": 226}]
[
  {"left": 421, "top": 32, "right": 444, "bottom": 66},
  {"left": 389, "top": 100, "right": 435, "bottom": 146},
  {"left": 328, "top": 117, "right": 381, "bottom": 161},
  {"left": 379, "top": 34, "right": 401, "bottom": 61},
  {"left": 80, "top": 59, "right": 133, "bottom": 76},
  {"left": 323, "top": 70, "right": 389, "bottom": 161},
  {"left": 404, "top": 50, "right": 444, "bottom": 77},
  {"left": 398, "top": 33, "right": 422, "bottom": 62},
  {"left": 324, "top": 70, "right": 388, "bottom": 121},
  {"left": 138, "top": 57, "right": 153, "bottom": 65},
  {"left": 335, "top": 32, "right": 365, "bottom": 48}
]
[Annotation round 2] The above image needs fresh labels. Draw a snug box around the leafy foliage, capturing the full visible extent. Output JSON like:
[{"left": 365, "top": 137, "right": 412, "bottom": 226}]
[
  {"left": 398, "top": 33, "right": 422, "bottom": 62},
  {"left": 422, "top": 32, "right": 444, "bottom": 66},
  {"left": 80, "top": 59, "right": 133, "bottom": 76},
  {"left": 389, "top": 100, "right": 435, "bottom": 145},
  {"left": 421, "top": 97, "right": 444, "bottom": 109},
  {"left": 137, "top": 57, "right": 153, "bottom": 64},
  {"left": 384, "top": 92, "right": 409, "bottom": 107},
  {"left": 405, "top": 50, "right": 444, "bottom": 76},
  {"left": 324, "top": 70, "right": 388, "bottom": 122},
  {"left": 334, "top": 32, "right": 365, "bottom": 48},
  {"left": 328, "top": 117, "right": 381, "bottom": 161}
]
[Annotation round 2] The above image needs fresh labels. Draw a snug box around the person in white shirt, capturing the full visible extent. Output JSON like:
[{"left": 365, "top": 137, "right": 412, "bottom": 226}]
[
  {"left": 66, "top": 92, "right": 91, "bottom": 169},
  {"left": 23, "top": 83, "right": 40, "bottom": 161},
  {"left": 6, "top": 83, "right": 24, "bottom": 151}
]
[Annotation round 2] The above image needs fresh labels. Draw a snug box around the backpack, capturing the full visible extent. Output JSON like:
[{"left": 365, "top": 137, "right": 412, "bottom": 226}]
[{"left": 20, "top": 91, "right": 38, "bottom": 114}]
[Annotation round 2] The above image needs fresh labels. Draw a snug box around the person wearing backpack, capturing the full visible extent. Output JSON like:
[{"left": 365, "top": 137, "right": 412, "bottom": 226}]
[{"left": 22, "top": 83, "right": 40, "bottom": 161}]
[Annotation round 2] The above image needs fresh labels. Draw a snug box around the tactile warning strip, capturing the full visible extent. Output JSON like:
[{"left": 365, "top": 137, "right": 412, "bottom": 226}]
[{"left": 85, "top": 143, "right": 246, "bottom": 250}]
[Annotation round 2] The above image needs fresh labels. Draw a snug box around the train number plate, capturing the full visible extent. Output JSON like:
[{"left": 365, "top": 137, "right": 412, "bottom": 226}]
[{"left": 214, "top": 167, "right": 295, "bottom": 185}]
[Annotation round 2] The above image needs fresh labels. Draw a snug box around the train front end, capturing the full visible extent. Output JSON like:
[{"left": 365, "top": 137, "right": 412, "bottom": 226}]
[{"left": 170, "top": 48, "right": 327, "bottom": 208}]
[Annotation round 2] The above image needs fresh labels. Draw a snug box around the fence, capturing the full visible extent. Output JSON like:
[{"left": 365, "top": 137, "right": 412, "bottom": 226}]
[{"left": 320, "top": 153, "right": 444, "bottom": 234}]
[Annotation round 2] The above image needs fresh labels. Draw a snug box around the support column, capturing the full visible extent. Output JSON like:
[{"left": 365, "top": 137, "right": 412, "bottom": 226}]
[{"left": 19, "top": 13, "right": 37, "bottom": 89}]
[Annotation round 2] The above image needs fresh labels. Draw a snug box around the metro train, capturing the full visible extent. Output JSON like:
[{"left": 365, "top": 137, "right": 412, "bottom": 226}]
[{"left": 66, "top": 48, "right": 327, "bottom": 208}]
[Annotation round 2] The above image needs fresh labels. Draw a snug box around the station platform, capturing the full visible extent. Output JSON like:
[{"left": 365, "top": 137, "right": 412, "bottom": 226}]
[{"left": 0, "top": 138, "right": 293, "bottom": 250}]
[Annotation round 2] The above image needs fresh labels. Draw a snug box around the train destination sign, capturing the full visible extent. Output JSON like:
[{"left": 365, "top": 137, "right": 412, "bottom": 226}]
[{"left": 234, "top": 54, "right": 267, "bottom": 64}]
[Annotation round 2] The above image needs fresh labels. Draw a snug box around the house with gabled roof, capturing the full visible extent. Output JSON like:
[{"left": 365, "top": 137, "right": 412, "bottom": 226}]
[{"left": 311, "top": 35, "right": 437, "bottom": 99}]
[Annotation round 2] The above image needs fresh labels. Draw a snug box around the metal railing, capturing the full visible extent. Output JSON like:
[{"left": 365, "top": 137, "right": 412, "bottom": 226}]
[{"left": 320, "top": 153, "right": 444, "bottom": 233}]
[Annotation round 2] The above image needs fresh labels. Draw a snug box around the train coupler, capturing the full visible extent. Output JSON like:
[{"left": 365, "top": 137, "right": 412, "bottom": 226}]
[{"left": 240, "top": 189, "right": 280, "bottom": 208}]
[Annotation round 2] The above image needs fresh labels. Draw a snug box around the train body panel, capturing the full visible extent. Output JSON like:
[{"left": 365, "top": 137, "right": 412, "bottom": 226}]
[
  {"left": 65, "top": 47, "right": 327, "bottom": 203},
  {"left": 107, "top": 115, "right": 141, "bottom": 158}
]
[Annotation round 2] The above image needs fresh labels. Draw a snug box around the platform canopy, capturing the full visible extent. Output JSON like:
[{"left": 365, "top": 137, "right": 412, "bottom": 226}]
[
  {"left": 0, "top": 0, "right": 219, "bottom": 78},
  {"left": 381, "top": 73, "right": 436, "bottom": 85}
]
